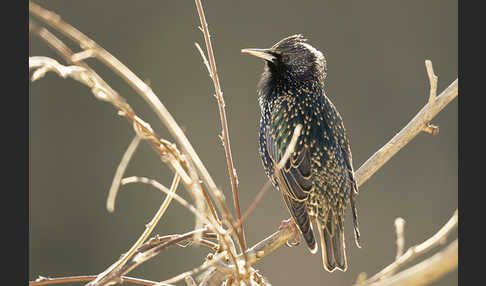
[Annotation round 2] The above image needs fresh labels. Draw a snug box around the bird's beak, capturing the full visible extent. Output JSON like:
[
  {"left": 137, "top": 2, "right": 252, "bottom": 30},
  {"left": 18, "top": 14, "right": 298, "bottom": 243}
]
[{"left": 241, "top": 48, "right": 276, "bottom": 63}]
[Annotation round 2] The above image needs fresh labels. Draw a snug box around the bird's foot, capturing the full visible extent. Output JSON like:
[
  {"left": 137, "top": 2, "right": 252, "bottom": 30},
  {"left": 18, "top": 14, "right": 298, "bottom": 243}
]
[
  {"left": 278, "top": 217, "right": 294, "bottom": 231},
  {"left": 278, "top": 218, "right": 301, "bottom": 247}
]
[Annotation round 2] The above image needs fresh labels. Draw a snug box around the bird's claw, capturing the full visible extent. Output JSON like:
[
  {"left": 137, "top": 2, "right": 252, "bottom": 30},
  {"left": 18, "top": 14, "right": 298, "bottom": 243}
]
[
  {"left": 278, "top": 217, "right": 295, "bottom": 231},
  {"left": 278, "top": 217, "right": 301, "bottom": 247},
  {"left": 285, "top": 235, "right": 301, "bottom": 247}
]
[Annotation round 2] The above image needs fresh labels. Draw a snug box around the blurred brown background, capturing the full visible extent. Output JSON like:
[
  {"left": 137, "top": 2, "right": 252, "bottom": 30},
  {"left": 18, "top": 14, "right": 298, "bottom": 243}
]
[{"left": 29, "top": 1, "right": 457, "bottom": 285}]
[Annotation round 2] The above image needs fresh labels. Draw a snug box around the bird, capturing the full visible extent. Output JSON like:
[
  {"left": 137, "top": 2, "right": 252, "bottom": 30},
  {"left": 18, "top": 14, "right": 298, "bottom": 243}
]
[{"left": 242, "top": 34, "right": 361, "bottom": 272}]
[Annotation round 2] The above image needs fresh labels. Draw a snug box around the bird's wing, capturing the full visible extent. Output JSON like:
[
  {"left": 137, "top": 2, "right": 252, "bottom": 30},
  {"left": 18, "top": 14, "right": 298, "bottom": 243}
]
[
  {"left": 265, "top": 105, "right": 313, "bottom": 202},
  {"left": 264, "top": 107, "right": 317, "bottom": 253}
]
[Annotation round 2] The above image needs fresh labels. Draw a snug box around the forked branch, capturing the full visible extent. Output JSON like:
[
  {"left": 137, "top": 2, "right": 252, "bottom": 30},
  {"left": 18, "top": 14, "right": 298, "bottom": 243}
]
[{"left": 355, "top": 209, "right": 458, "bottom": 286}]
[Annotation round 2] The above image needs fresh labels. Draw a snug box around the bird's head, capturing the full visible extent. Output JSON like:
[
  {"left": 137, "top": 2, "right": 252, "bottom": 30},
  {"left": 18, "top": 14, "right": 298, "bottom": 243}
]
[{"left": 242, "top": 34, "right": 327, "bottom": 82}]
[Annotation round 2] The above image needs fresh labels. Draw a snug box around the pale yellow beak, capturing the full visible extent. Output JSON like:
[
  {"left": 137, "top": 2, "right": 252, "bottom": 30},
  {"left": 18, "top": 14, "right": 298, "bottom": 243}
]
[{"left": 241, "top": 48, "right": 276, "bottom": 63}]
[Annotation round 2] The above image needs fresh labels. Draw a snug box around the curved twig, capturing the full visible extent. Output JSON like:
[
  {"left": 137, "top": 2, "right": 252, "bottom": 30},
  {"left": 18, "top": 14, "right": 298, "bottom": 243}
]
[
  {"left": 86, "top": 175, "right": 181, "bottom": 286},
  {"left": 30, "top": 275, "right": 165, "bottom": 286},
  {"left": 29, "top": 1, "right": 226, "bottom": 227},
  {"left": 106, "top": 135, "right": 141, "bottom": 212}
]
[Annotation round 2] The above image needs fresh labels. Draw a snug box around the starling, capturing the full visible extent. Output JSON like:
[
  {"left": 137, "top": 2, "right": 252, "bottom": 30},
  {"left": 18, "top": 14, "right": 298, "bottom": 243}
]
[{"left": 242, "top": 34, "right": 361, "bottom": 272}]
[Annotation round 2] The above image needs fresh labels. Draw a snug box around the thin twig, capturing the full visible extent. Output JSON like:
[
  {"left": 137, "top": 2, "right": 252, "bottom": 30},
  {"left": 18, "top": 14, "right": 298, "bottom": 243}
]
[
  {"left": 121, "top": 176, "right": 241, "bottom": 284},
  {"left": 357, "top": 209, "right": 458, "bottom": 285},
  {"left": 155, "top": 251, "right": 232, "bottom": 286},
  {"left": 394, "top": 218, "right": 406, "bottom": 260},
  {"left": 30, "top": 275, "right": 165, "bottom": 286},
  {"left": 30, "top": 4, "right": 236, "bottom": 259},
  {"left": 369, "top": 240, "right": 458, "bottom": 286},
  {"left": 87, "top": 175, "right": 181, "bottom": 286},
  {"left": 425, "top": 60, "right": 438, "bottom": 104},
  {"left": 30, "top": 2, "right": 226, "bottom": 229},
  {"left": 233, "top": 124, "right": 301, "bottom": 232},
  {"left": 29, "top": 56, "right": 193, "bottom": 185},
  {"left": 113, "top": 228, "right": 213, "bottom": 281},
  {"left": 30, "top": 14, "right": 239, "bottom": 283},
  {"left": 193, "top": 0, "right": 246, "bottom": 255},
  {"left": 233, "top": 180, "right": 272, "bottom": 231},
  {"left": 107, "top": 135, "right": 141, "bottom": 212},
  {"left": 355, "top": 78, "right": 458, "bottom": 187}
]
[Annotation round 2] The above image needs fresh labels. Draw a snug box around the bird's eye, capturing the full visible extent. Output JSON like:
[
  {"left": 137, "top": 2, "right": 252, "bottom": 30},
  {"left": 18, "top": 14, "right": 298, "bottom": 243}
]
[{"left": 281, "top": 54, "right": 290, "bottom": 63}]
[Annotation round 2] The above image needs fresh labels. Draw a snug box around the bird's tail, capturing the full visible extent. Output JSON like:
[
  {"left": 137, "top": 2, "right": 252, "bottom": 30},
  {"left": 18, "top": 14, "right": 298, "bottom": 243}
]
[{"left": 317, "top": 212, "right": 347, "bottom": 272}]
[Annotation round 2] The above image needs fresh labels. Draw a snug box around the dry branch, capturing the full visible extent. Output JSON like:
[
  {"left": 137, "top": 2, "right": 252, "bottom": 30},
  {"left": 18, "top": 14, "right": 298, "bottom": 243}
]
[
  {"left": 28, "top": 28, "right": 236, "bottom": 286},
  {"left": 370, "top": 240, "right": 458, "bottom": 286},
  {"left": 82, "top": 175, "right": 181, "bottom": 286},
  {"left": 194, "top": 0, "right": 246, "bottom": 255},
  {"left": 356, "top": 209, "right": 458, "bottom": 286},
  {"left": 29, "top": 2, "right": 227, "bottom": 229},
  {"left": 356, "top": 77, "right": 458, "bottom": 187}
]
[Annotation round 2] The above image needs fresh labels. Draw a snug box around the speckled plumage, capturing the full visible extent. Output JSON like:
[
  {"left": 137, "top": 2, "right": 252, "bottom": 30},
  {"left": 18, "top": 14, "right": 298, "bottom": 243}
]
[{"left": 243, "top": 35, "right": 361, "bottom": 272}]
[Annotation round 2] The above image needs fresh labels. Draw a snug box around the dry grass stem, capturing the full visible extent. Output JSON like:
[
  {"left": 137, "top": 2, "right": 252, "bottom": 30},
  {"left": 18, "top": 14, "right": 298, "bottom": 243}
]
[{"left": 107, "top": 135, "right": 141, "bottom": 212}]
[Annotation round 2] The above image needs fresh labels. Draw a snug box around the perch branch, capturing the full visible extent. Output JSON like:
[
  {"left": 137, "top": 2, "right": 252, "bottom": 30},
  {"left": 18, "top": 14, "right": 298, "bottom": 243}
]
[
  {"left": 194, "top": 0, "right": 246, "bottom": 254},
  {"left": 355, "top": 77, "right": 457, "bottom": 187},
  {"left": 370, "top": 240, "right": 458, "bottom": 286},
  {"left": 242, "top": 220, "right": 299, "bottom": 265},
  {"left": 357, "top": 209, "right": 458, "bottom": 285}
]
